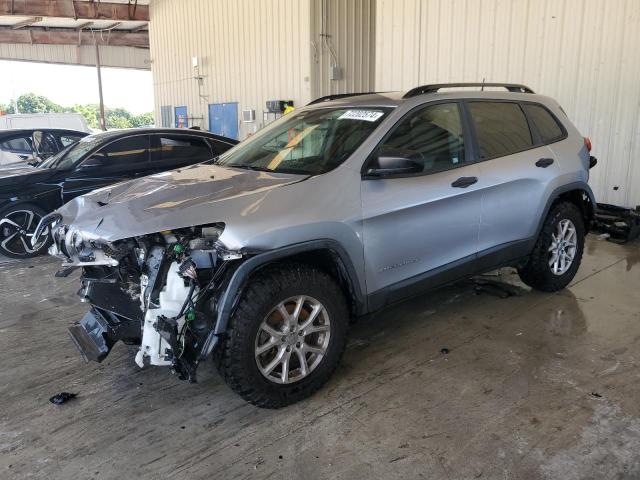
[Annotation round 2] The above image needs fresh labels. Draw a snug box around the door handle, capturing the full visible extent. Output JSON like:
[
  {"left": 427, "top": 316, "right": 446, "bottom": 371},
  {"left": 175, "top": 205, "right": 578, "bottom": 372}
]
[
  {"left": 535, "top": 158, "right": 554, "bottom": 168},
  {"left": 451, "top": 176, "right": 478, "bottom": 188}
]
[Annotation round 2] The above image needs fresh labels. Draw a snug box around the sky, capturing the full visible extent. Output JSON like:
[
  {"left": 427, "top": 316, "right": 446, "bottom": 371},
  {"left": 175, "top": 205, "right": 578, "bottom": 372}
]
[{"left": 0, "top": 60, "right": 154, "bottom": 114}]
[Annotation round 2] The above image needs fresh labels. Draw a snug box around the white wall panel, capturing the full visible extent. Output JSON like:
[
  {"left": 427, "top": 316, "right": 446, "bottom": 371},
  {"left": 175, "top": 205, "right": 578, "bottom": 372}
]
[
  {"left": 150, "top": 0, "right": 313, "bottom": 138},
  {"left": 376, "top": 0, "right": 640, "bottom": 206},
  {"left": 310, "top": 0, "right": 376, "bottom": 99}
]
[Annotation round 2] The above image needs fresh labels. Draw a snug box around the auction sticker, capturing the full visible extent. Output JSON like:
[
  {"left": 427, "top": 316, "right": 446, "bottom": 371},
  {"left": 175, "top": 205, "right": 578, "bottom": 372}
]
[{"left": 338, "top": 110, "right": 384, "bottom": 122}]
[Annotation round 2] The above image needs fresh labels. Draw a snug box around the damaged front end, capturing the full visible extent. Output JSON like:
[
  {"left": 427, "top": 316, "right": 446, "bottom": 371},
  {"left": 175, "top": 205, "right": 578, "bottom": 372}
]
[{"left": 49, "top": 220, "right": 243, "bottom": 382}]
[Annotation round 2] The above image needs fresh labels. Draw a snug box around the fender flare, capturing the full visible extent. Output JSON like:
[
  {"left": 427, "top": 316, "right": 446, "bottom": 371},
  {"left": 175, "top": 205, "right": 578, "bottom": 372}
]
[
  {"left": 201, "top": 239, "right": 366, "bottom": 357},
  {"left": 535, "top": 181, "right": 596, "bottom": 238}
]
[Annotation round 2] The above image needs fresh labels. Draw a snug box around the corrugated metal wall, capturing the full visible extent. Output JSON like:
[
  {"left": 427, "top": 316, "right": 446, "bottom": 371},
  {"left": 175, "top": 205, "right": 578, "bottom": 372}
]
[
  {"left": 375, "top": 0, "right": 640, "bottom": 207},
  {"left": 149, "top": 0, "right": 313, "bottom": 137},
  {"left": 0, "top": 44, "right": 150, "bottom": 69},
  {"left": 309, "top": 0, "right": 376, "bottom": 99}
]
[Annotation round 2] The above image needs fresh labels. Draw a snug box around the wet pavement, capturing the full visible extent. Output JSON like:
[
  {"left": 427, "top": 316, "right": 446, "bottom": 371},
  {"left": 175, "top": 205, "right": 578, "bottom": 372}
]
[{"left": 0, "top": 236, "right": 638, "bottom": 479}]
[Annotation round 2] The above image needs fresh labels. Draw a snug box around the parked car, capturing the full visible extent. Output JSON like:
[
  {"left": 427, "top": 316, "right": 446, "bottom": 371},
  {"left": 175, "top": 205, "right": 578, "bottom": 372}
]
[
  {"left": 0, "top": 128, "right": 237, "bottom": 258},
  {"left": 0, "top": 128, "right": 88, "bottom": 166},
  {"left": 0, "top": 113, "right": 91, "bottom": 133},
  {"left": 42, "top": 84, "right": 597, "bottom": 408}
]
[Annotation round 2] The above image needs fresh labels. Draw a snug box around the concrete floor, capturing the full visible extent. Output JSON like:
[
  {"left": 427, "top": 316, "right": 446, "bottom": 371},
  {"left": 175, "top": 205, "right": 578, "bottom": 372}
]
[{"left": 0, "top": 236, "right": 639, "bottom": 480}]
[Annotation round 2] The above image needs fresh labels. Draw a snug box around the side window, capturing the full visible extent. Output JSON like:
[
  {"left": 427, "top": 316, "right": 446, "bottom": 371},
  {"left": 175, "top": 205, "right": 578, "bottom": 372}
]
[
  {"left": 0, "top": 135, "right": 32, "bottom": 153},
  {"left": 468, "top": 102, "right": 533, "bottom": 159},
  {"left": 59, "top": 134, "right": 84, "bottom": 147},
  {"left": 522, "top": 104, "right": 564, "bottom": 144},
  {"left": 377, "top": 103, "right": 466, "bottom": 175},
  {"left": 92, "top": 136, "right": 151, "bottom": 167},
  {"left": 151, "top": 135, "right": 213, "bottom": 164}
]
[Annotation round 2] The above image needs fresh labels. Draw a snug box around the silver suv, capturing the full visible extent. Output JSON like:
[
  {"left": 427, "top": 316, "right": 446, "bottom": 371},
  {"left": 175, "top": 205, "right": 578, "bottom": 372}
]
[{"left": 40, "top": 83, "right": 597, "bottom": 408}]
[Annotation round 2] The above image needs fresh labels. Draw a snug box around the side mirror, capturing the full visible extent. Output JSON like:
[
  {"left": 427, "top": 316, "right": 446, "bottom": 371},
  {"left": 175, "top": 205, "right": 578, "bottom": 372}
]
[{"left": 365, "top": 152, "right": 423, "bottom": 178}]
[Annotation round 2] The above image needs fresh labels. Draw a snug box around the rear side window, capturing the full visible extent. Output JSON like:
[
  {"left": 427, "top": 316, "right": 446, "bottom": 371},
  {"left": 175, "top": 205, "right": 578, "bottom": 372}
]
[
  {"left": 152, "top": 135, "right": 213, "bottom": 164},
  {"left": 0, "top": 135, "right": 31, "bottom": 153},
  {"left": 59, "top": 133, "right": 84, "bottom": 147},
  {"left": 468, "top": 102, "right": 533, "bottom": 159},
  {"left": 523, "top": 104, "right": 564, "bottom": 143}
]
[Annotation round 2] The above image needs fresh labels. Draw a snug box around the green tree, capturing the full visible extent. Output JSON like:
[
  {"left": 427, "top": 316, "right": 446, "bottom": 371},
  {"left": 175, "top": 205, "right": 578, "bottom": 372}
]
[
  {"left": 131, "top": 112, "right": 155, "bottom": 127},
  {"left": 0, "top": 102, "right": 15, "bottom": 114},
  {"left": 72, "top": 104, "right": 100, "bottom": 129},
  {"left": 105, "top": 107, "right": 133, "bottom": 129},
  {"left": 1, "top": 92, "right": 153, "bottom": 130},
  {"left": 16, "top": 93, "right": 63, "bottom": 114}
]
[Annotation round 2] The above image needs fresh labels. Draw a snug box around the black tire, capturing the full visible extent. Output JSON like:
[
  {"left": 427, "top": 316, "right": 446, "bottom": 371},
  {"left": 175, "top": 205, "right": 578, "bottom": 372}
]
[
  {"left": 0, "top": 203, "right": 51, "bottom": 259},
  {"left": 518, "top": 201, "right": 585, "bottom": 292},
  {"left": 216, "top": 263, "right": 349, "bottom": 408}
]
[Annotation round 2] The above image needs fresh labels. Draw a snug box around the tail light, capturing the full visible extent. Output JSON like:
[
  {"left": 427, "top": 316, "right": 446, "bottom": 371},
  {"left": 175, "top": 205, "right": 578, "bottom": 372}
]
[{"left": 584, "top": 137, "right": 592, "bottom": 152}]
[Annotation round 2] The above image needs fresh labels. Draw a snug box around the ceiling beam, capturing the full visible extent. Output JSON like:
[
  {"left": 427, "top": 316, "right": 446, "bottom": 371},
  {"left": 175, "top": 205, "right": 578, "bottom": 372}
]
[
  {"left": 75, "top": 21, "right": 94, "bottom": 30},
  {"left": 0, "top": 1, "right": 149, "bottom": 22},
  {"left": 11, "top": 16, "right": 43, "bottom": 29},
  {"left": 0, "top": 26, "right": 149, "bottom": 47}
]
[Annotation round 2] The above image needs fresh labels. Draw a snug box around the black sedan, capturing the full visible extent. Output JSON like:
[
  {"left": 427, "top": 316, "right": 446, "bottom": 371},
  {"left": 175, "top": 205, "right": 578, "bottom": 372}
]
[
  {"left": 0, "top": 128, "right": 238, "bottom": 258},
  {"left": 0, "top": 128, "right": 89, "bottom": 166}
]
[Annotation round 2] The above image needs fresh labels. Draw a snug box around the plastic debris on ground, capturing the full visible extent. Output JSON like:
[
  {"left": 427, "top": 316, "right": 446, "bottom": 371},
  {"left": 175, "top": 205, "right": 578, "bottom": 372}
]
[{"left": 49, "top": 392, "right": 77, "bottom": 405}]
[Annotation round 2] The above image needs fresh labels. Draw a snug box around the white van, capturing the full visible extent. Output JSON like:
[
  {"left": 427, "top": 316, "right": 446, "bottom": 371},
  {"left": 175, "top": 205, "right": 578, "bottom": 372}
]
[{"left": 0, "top": 113, "right": 91, "bottom": 133}]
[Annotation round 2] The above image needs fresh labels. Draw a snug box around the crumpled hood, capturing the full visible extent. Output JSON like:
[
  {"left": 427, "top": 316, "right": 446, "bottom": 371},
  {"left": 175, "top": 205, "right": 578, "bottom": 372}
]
[
  {"left": 0, "top": 165, "right": 56, "bottom": 187},
  {"left": 57, "top": 163, "right": 304, "bottom": 241}
]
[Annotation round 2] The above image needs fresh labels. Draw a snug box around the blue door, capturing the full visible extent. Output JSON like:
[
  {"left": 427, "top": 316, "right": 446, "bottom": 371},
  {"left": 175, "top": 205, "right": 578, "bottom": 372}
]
[
  {"left": 208, "top": 102, "right": 238, "bottom": 139},
  {"left": 175, "top": 106, "right": 188, "bottom": 128}
]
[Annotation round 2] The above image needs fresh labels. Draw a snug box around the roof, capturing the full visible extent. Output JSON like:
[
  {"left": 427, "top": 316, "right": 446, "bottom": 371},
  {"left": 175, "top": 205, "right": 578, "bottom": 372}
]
[
  {"left": 0, "top": 128, "right": 89, "bottom": 137},
  {"left": 85, "top": 128, "right": 239, "bottom": 144},
  {"left": 306, "top": 84, "right": 553, "bottom": 110}
]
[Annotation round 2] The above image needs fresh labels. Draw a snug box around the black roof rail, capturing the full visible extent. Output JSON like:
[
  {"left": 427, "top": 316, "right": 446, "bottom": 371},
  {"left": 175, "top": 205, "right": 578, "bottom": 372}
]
[
  {"left": 307, "top": 92, "right": 380, "bottom": 105},
  {"left": 403, "top": 83, "right": 535, "bottom": 98}
]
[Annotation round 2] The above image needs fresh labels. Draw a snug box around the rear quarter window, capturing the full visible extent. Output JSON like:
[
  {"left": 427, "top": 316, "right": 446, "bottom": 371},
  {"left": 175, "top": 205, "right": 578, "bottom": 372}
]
[
  {"left": 522, "top": 104, "right": 565, "bottom": 144},
  {"left": 468, "top": 102, "right": 533, "bottom": 159}
]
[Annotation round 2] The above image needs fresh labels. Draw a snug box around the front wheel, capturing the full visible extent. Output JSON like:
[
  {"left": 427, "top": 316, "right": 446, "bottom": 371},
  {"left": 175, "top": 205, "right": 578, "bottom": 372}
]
[
  {"left": 0, "top": 204, "right": 51, "bottom": 259},
  {"left": 518, "top": 201, "right": 585, "bottom": 292},
  {"left": 216, "top": 264, "right": 349, "bottom": 408}
]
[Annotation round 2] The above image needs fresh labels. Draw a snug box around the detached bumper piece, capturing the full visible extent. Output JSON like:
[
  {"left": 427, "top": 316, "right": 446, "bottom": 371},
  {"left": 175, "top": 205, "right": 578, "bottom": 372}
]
[
  {"left": 592, "top": 203, "right": 640, "bottom": 244},
  {"left": 68, "top": 307, "right": 141, "bottom": 363}
]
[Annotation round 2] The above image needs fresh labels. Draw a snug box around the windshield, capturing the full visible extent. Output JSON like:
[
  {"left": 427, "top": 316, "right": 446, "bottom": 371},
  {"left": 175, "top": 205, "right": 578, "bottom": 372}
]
[
  {"left": 39, "top": 135, "right": 104, "bottom": 170},
  {"left": 216, "top": 107, "right": 391, "bottom": 175}
]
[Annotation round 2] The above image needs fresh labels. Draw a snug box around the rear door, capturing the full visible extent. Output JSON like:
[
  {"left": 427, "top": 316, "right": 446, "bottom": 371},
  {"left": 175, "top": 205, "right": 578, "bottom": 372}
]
[
  {"left": 361, "top": 102, "right": 482, "bottom": 303},
  {"left": 61, "top": 134, "right": 153, "bottom": 202},
  {"left": 468, "top": 101, "right": 559, "bottom": 259},
  {"left": 149, "top": 133, "right": 214, "bottom": 172}
]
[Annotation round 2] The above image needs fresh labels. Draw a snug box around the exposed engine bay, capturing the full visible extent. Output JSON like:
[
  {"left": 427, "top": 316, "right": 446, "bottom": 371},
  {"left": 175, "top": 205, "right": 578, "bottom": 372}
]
[{"left": 47, "top": 220, "right": 244, "bottom": 382}]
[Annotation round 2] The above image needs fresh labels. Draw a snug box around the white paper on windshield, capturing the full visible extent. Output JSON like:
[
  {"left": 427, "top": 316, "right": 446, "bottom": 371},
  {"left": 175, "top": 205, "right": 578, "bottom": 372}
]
[{"left": 338, "top": 110, "right": 384, "bottom": 122}]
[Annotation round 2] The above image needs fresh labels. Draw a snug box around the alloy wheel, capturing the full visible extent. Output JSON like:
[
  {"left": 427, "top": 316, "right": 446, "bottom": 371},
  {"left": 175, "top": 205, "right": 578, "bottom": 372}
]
[
  {"left": 255, "top": 295, "right": 331, "bottom": 384},
  {"left": 548, "top": 218, "right": 577, "bottom": 276},
  {"left": 0, "top": 209, "right": 47, "bottom": 257}
]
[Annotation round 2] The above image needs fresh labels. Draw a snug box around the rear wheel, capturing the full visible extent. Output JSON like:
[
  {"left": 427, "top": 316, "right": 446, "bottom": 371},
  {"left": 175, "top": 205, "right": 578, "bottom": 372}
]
[
  {"left": 216, "top": 264, "right": 349, "bottom": 408},
  {"left": 518, "top": 202, "right": 585, "bottom": 291},
  {"left": 0, "top": 204, "right": 51, "bottom": 259}
]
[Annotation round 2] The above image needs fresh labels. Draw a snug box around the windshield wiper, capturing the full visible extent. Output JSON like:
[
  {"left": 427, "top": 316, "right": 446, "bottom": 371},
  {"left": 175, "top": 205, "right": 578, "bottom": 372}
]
[{"left": 226, "top": 164, "right": 273, "bottom": 172}]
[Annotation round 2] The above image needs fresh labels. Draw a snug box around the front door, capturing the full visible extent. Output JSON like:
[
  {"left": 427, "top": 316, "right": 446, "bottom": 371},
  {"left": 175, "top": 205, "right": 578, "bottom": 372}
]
[
  {"left": 361, "top": 102, "right": 482, "bottom": 308},
  {"left": 208, "top": 102, "right": 238, "bottom": 139},
  {"left": 61, "top": 135, "right": 152, "bottom": 203}
]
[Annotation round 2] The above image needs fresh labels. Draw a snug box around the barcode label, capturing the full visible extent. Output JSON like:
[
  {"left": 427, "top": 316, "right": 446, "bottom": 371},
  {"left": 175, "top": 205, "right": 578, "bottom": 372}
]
[{"left": 338, "top": 110, "right": 384, "bottom": 122}]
